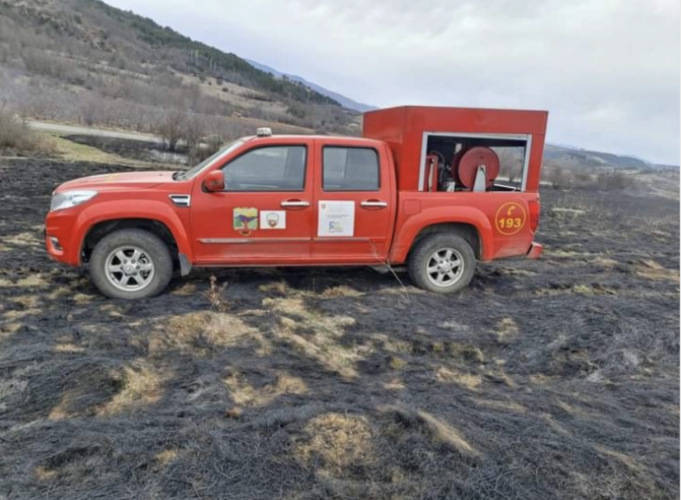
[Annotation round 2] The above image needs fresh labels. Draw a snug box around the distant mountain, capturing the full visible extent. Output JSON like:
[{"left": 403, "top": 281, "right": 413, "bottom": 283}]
[
  {"left": 542, "top": 144, "right": 674, "bottom": 170},
  {"left": 245, "top": 59, "right": 377, "bottom": 113}
]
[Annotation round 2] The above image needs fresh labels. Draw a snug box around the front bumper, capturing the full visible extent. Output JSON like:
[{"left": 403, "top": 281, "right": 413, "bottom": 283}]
[
  {"left": 527, "top": 242, "right": 543, "bottom": 259},
  {"left": 45, "top": 210, "right": 80, "bottom": 266}
]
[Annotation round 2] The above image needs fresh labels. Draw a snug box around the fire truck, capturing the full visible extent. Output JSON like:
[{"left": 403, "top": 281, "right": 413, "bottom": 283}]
[{"left": 45, "top": 106, "right": 548, "bottom": 299}]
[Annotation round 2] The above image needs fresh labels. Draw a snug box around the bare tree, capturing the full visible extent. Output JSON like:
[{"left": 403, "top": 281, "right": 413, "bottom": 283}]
[
  {"left": 155, "top": 109, "right": 187, "bottom": 151},
  {"left": 79, "top": 95, "right": 102, "bottom": 126},
  {"left": 182, "top": 112, "right": 206, "bottom": 150}
]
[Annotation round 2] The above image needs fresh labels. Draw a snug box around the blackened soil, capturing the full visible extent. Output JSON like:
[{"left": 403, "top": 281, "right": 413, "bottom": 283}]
[{"left": 0, "top": 157, "right": 678, "bottom": 500}]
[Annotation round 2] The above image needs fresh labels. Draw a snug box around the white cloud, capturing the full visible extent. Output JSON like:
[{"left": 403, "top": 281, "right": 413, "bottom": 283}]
[{"left": 108, "top": 0, "right": 680, "bottom": 164}]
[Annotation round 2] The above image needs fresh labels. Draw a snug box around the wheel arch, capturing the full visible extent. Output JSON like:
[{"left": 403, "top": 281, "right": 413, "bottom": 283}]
[
  {"left": 390, "top": 207, "right": 494, "bottom": 263},
  {"left": 71, "top": 199, "right": 194, "bottom": 269},
  {"left": 82, "top": 218, "right": 179, "bottom": 266},
  {"left": 410, "top": 223, "right": 482, "bottom": 259}
]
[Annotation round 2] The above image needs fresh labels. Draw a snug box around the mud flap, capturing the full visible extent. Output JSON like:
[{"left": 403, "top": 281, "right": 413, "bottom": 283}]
[
  {"left": 527, "top": 242, "right": 543, "bottom": 259},
  {"left": 178, "top": 253, "right": 192, "bottom": 276}
]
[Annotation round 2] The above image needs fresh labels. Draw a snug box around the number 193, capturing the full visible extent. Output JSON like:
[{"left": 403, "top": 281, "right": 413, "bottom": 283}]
[{"left": 498, "top": 217, "right": 522, "bottom": 229}]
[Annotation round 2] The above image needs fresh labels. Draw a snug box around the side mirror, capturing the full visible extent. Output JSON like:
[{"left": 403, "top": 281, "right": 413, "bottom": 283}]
[{"left": 204, "top": 170, "right": 225, "bottom": 192}]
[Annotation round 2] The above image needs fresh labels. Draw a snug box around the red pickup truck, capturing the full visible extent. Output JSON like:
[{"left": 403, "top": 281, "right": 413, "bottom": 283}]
[{"left": 45, "top": 106, "right": 548, "bottom": 299}]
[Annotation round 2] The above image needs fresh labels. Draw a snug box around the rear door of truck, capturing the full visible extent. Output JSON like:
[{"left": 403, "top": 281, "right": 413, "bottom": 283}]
[{"left": 310, "top": 140, "right": 396, "bottom": 263}]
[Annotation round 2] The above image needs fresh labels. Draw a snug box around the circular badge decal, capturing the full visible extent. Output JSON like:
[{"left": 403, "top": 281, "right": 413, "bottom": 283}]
[{"left": 495, "top": 202, "right": 527, "bottom": 235}]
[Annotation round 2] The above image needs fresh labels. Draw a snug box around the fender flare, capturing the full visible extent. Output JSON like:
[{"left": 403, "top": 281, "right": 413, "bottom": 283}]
[
  {"left": 69, "top": 200, "right": 193, "bottom": 264},
  {"left": 390, "top": 206, "right": 494, "bottom": 263}
]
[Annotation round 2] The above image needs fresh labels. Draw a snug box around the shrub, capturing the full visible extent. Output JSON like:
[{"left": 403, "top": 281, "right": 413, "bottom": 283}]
[{"left": 0, "top": 108, "right": 50, "bottom": 154}]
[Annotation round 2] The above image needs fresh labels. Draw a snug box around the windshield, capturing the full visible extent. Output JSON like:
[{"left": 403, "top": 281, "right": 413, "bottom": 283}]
[{"left": 178, "top": 140, "right": 243, "bottom": 180}]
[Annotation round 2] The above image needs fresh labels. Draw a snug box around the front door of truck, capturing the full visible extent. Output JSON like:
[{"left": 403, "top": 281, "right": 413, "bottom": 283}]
[
  {"left": 190, "top": 143, "right": 314, "bottom": 264},
  {"left": 311, "top": 143, "right": 394, "bottom": 263}
]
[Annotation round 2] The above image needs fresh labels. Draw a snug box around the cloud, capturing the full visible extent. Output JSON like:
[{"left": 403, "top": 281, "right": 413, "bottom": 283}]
[{"left": 108, "top": 0, "right": 680, "bottom": 164}]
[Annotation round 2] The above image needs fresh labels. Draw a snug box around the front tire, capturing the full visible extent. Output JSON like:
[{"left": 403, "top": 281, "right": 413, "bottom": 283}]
[
  {"left": 89, "top": 229, "right": 173, "bottom": 300},
  {"left": 408, "top": 233, "right": 476, "bottom": 294}
]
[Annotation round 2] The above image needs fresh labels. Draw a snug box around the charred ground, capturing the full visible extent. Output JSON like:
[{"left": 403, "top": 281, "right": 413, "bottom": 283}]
[{"left": 0, "top": 153, "right": 678, "bottom": 499}]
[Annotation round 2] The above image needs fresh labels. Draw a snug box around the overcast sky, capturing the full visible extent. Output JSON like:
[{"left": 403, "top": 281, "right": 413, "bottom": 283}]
[{"left": 108, "top": 0, "right": 680, "bottom": 165}]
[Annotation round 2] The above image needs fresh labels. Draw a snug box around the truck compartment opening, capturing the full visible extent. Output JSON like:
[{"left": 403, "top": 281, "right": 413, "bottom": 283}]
[
  {"left": 423, "top": 134, "right": 529, "bottom": 193},
  {"left": 362, "top": 106, "right": 547, "bottom": 194}
]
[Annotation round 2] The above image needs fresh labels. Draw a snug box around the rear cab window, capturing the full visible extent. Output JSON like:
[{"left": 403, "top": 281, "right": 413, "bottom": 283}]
[{"left": 322, "top": 146, "right": 380, "bottom": 191}]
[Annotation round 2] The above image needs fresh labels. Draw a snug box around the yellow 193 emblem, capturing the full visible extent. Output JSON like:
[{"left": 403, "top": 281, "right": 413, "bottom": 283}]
[{"left": 495, "top": 202, "right": 527, "bottom": 235}]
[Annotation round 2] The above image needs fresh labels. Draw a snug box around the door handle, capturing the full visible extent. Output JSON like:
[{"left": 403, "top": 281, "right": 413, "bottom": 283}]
[
  {"left": 360, "top": 200, "right": 388, "bottom": 208},
  {"left": 281, "top": 199, "right": 310, "bottom": 207}
]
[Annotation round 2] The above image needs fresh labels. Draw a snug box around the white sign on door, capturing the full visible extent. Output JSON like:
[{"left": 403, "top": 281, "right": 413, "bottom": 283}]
[{"left": 318, "top": 201, "right": 355, "bottom": 237}]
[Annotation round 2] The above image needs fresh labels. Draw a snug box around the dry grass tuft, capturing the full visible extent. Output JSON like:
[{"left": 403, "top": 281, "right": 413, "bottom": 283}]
[
  {"left": 53, "top": 343, "right": 85, "bottom": 353},
  {"left": 96, "top": 360, "right": 167, "bottom": 416},
  {"left": 3, "top": 308, "right": 42, "bottom": 321},
  {"left": 296, "top": 413, "right": 374, "bottom": 475},
  {"left": 471, "top": 397, "right": 527, "bottom": 413},
  {"left": 436, "top": 367, "right": 483, "bottom": 390},
  {"left": 593, "top": 256, "right": 620, "bottom": 267},
  {"left": 320, "top": 285, "right": 364, "bottom": 298},
  {"left": 389, "top": 356, "right": 407, "bottom": 371},
  {"left": 573, "top": 284, "right": 595, "bottom": 295},
  {"left": 0, "top": 322, "right": 22, "bottom": 339},
  {"left": 154, "top": 449, "right": 179, "bottom": 467},
  {"left": 496, "top": 317, "right": 519, "bottom": 344},
  {"left": 384, "top": 377, "right": 405, "bottom": 390},
  {"left": 10, "top": 295, "right": 40, "bottom": 308},
  {"left": 448, "top": 343, "right": 485, "bottom": 364},
  {"left": 483, "top": 369, "right": 516, "bottom": 388},
  {"left": 171, "top": 282, "right": 198, "bottom": 296},
  {"left": 266, "top": 297, "right": 364, "bottom": 378},
  {"left": 3, "top": 232, "right": 40, "bottom": 248},
  {"left": 415, "top": 410, "right": 480, "bottom": 456},
  {"left": 148, "top": 311, "right": 267, "bottom": 356},
  {"left": 72, "top": 293, "right": 93, "bottom": 305},
  {"left": 224, "top": 372, "right": 307, "bottom": 407},
  {"left": 34, "top": 466, "right": 57, "bottom": 481},
  {"left": 635, "top": 260, "right": 679, "bottom": 282},
  {"left": 17, "top": 274, "right": 50, "bottom": 288},
  {"left": 258, "top": 281, "right": 288, "bottom": 295}
]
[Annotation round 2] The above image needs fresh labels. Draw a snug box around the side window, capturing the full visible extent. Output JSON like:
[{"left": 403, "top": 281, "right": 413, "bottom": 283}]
[
  {"left": 322, "top": 147, "right": 380, "bottom": 191},
  {"left": 221, "top": 145, "right": 306, "bottom": 191}
]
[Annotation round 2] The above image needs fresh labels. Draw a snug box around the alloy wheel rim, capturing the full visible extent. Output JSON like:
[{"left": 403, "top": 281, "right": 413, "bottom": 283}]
[
  {"left": 426, "top": 247, "right": 464, "bottom": 287},
  {"left": 104, "top": 246, "right": 155, "bottom": 292}
]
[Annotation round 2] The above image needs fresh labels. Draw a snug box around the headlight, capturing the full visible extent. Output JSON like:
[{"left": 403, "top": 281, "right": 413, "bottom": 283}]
[{"left": 50, "top": 190, "right": 98, "bottom": 212}]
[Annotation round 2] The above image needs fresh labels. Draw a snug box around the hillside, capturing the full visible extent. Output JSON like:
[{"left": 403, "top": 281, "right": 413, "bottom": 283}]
[
  {"left": 544, "top": 144, "right": 667, "bottom": 171},
  {"left": 245, "top": 58, "right": 377, "bottom": 113},
  {"left": 0, "top": 0, "right": 360, "bottom": 141}
]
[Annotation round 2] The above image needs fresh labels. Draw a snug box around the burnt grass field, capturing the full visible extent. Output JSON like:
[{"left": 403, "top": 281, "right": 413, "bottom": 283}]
[{"left": 0, "top": 155, "right": 678, "bottom": 500}]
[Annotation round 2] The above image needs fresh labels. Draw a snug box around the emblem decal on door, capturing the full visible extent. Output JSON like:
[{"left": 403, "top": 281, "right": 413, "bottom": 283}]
[
  {"left": 260, "top": 210, "right": 286, "bottom": 229},
  {"left": 233, "top": 207, "right": 258, "bottom": 231}
]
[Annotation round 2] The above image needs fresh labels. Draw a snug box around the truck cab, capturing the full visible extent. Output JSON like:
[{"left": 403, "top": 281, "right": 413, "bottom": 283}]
[{"left": 45, "top": 106, "right": 548, "bottom": 299}]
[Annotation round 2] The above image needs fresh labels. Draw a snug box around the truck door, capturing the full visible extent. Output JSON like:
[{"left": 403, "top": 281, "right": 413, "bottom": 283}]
[
  {"left": 190, "top": 142, "right": 314, "bottom": 264},
  {"left": 311, "top": 143, "right": 394, "bottom": 263}
]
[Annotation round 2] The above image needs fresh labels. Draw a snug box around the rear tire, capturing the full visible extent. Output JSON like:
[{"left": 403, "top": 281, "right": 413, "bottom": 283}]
[
  {"left": 408, "top": 233, "right": 476, "bottom": 293},
  {"left": 89, "top": 229, "right": 173, "bottom": 300}
]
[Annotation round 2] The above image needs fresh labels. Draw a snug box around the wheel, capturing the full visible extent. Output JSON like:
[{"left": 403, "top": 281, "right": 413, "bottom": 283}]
[
  {"left": 89, "top": 229, "right": 173, "bottom": 300},
  {"left": 408, "top": 233, "right": 476, "bottom": 293}
]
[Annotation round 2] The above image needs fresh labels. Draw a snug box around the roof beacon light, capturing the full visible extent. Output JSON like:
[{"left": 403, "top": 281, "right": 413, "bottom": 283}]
[{"left": 256, "top": 127, "right": 272, "bottom": 137}]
